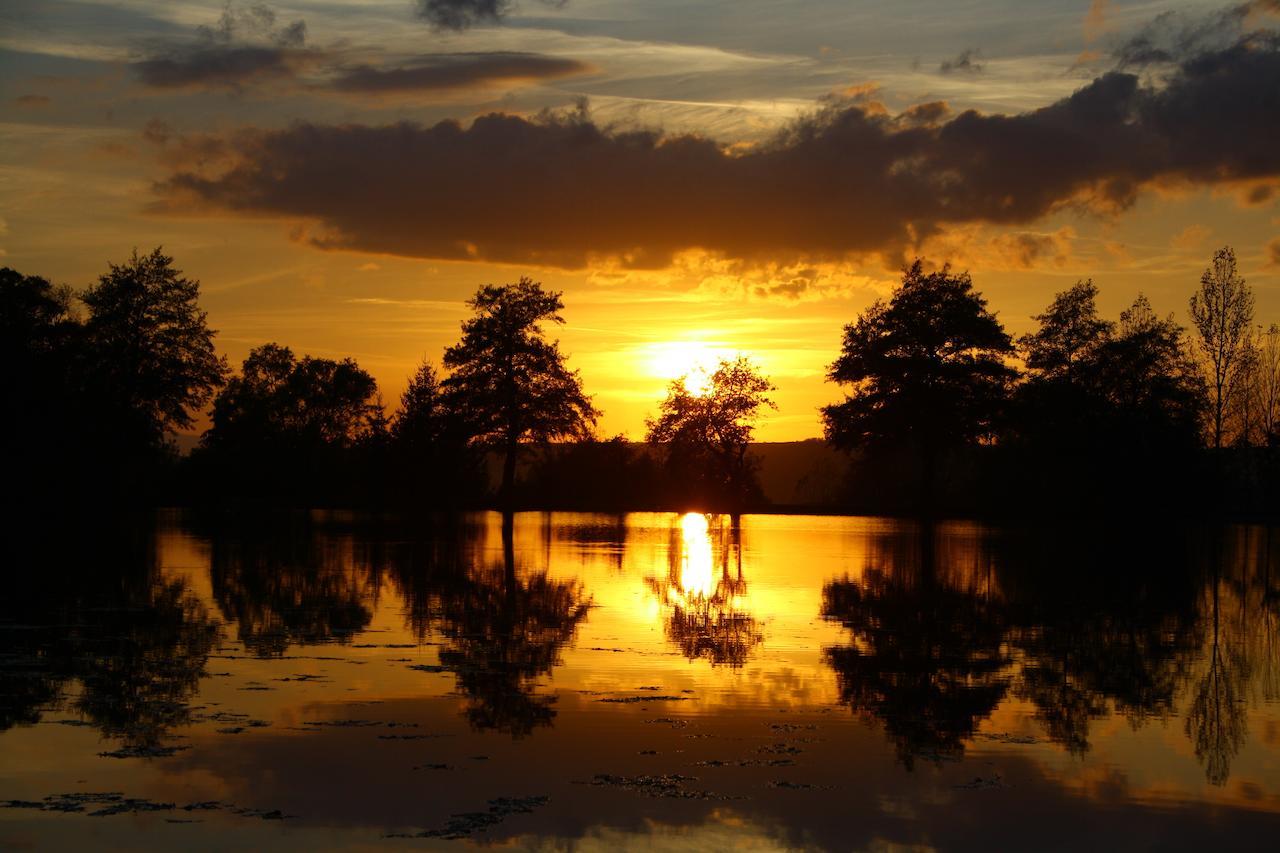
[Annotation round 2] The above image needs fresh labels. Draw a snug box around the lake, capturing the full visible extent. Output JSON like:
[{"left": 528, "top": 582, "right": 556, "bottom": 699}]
[{"left": 1, "top": 510, "right": 1278, "bottom": 850}]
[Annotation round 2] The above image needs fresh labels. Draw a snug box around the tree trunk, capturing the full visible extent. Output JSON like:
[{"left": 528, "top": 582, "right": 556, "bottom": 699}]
[{"left": 501, "top": 437, "right": 518, "bottom": 509}]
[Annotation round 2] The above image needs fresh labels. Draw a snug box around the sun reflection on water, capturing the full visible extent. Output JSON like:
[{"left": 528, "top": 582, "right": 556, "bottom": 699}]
[{"left": 679, "top": 512, "right": 714, "bottom": 598}]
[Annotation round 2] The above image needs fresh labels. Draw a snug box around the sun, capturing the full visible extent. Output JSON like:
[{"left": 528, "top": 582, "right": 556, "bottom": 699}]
[{"left": 644, "top": 340, "right": 732, "bottom": 397}]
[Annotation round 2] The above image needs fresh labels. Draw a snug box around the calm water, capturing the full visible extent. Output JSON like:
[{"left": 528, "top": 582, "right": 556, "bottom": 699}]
[{"left": 1, "top": 511, "right": 1278, "bottom": 851}]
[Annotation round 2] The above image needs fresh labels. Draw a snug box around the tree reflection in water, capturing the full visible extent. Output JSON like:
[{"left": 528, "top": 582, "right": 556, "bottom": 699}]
[
  {"left": 392, "top": 513, "right": 592, "bottom": 737},
  {"left": 206, "top": 515, "right": 379, "bottom": 656},
  {"left": 821, "top": 523, "right": 1010, "bottom": 768},
  {"left": 647, "top": 513, "right": 763, "bottom": 668},
  {"left": 0, "top": 523, "right": 219, "bottom": 750},
  {"left": 820, "top": 521, "right": 1279, "bottom": 783}
]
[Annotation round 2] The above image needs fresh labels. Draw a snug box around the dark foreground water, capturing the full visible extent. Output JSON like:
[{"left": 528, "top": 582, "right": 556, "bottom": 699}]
[{"left": 1, "top": 511, "right": 1277, "bottom": 851}]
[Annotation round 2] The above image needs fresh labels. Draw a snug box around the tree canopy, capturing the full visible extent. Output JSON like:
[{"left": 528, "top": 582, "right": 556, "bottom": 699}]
[
  {"left": 207, "top": 343, "right": 382, "bottom": 451},
  {"left": 822, "top": 260, "right": 1016, "bottom": 458},
  {"left": 823, "top": 261, "right": 1015, "bottom": 453},
  {"left": 646, "top": 356, "right": 775, "bottom": 509},
  {"left": 82, "top": 248, "right": 226, "bottom": 448},
  {"left": 443, "top": 278, "right": 597, "bottom": 500}
]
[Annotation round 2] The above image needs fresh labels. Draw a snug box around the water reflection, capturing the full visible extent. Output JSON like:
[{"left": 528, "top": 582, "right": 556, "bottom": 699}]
[
  {"left": 647, "top": 513, "right": 763, "bottom": 667},
  {"left": 392, "top": 514, "right": 592, "bottom": 737},
  {"left": 819, "top": 521, "right": 1280, "bottom": 785},
  {"left": 822, "top": 523, "right": 1010, "bottom": 768},
  {"left": 2, "top": 512, "right": 1279, "bottom": 851},
  {"left": 0, "top": 526, "right": 219, "bottom": 751},
  {"left": 207, "top": 517, "right": 380, "bottom": 656}
]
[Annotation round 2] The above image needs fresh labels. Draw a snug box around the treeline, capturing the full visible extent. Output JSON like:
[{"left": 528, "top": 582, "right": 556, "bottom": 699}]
[{"left": 2, "top": 246, "right": 1276, "bottom": 516}]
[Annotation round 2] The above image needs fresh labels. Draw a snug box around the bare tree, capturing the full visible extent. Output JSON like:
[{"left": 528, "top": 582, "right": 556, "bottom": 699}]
[
  {"left": 1189, "top": 247, "right": 1254, "bottom": 448},
  {"left": 1260, "top": 323, "right": 1280, "bottom": 445}
]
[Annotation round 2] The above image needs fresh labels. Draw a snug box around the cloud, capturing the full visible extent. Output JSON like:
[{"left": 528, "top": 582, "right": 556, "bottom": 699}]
[
  {"left": 1170, "top": 224, "right": 1212, "bottom": 249},
  {"left": 151, "top": 33, "right": 1280, "bottom": 270},
  {"left": 1115, "top": 0, "right": 1277, "bottom": 67},
  {"left": 1084, "top": 0, "right": 1115, "bottom": 44},
  {"left": 328, "top": 52, "right": 590, "bottom": 94},
  {"left": 939, "top": 49, "right": 984, "bottom": 75},
  {"left": 130, "top": 3, "right": 585, "bottom": 97},
  {"left": 1266, "top": 236, "right": 1280, "bottom": 268},
  {"left": 918, "top": 225, "right": 1077, "bottom": 271},
  {"left": 412, "top": 0, "right": 568, "bottom": 32},
  {"left": 134, "top": 45, "right": 312, "bottom": 89},
  {"left": 131, "top": 2, "right": 313, "bottom": 90}
]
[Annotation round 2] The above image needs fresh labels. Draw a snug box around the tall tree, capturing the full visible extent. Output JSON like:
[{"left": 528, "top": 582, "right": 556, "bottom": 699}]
[
  {"left": 0, "top": 269, "right": 81, "bottom": 471},
  {"left": 1097, "top": 294, "right": 1205, "bottom": 447},
  {"left": 443, "top": 278, "right": 597, "bottom": 503},
  {"left": 645, "top": 356, "right": 775, "bottom": 509},
  {"left": 1260, "top": 324, "right": 1280, "bottom": 445},
  {"left": 1189, "top": 246, "right": 1254, "bottom": 448},
  {"left": 81, "top": 248, "right": 226, "bottom": 450},
  {"left": 1020, "top": 279, "right": 1112, "bottom": 382},
  {"left": 390, "top": 359, "right": 480, "bottom": 504},
  {"left": 822, "top": 260, "right": 1016, "bottom": 503}
]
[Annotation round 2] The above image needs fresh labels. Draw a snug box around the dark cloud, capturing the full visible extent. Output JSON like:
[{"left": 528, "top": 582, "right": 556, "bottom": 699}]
[
  {"left": 1116, "top": 0, "right": 1277, "bottom": 66},
  {"left": 134, "top": 45, "right": 307, "bottom": 89},
  {"left": 132, "top": 1, "right": 311, "bottom": 90},
  {"left": 412, "top": 0, "right": 568, "bottom": 32},
  {"left": 329, "top": 52, "right": 590, "bottom": 94},
  {"left": 152, "top": 34, "right": 1280, "bottom": 269},
  {"left": 939, "top": 49, "right": 984, "bottom": 74},
  {"left": 195, "top": 1, "right": 306, "bottom": 47},
  {"left": 131, "top": 2, "right": 582, "bottom": 95}
]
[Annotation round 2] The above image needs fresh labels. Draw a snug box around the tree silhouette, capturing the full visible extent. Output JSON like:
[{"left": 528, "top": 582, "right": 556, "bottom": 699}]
[
  {"left": 0, "top": 268, "right": 83, "bottom": 496},
  {"left": 208, "top": 344, "right": 382, "bottom": 449},
  {"left": 81, "top": 248, "right": 226, "bottom": 452},
  {"left": 1021, "top": 279, "right": 1112, "bottom": 382},
  {"left": 822, "top": 260, "right": 1015, "bottom": 507},
  {"left": 390, "top": 359, "right": 482, "bottom": 505},
  {"left": 198, "top": 343, "right": 385, "bottom": 503},
  {"left": 443, "top": 279, "right": 598, "bottom": 504},
  {"left": 1102, "top": 295, "right": 1205, "bottom": 444},
  {"left": 1190, "top": 246, "right": 1254, "bottom": 449},
  {"left": 645, "top": 356, "right": 775, "bottom": 509}
]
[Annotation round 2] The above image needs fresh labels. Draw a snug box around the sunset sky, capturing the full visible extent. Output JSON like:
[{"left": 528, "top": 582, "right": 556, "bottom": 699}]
[{"left": 2, "top": 0, "right": 1277, "bottom": 440}]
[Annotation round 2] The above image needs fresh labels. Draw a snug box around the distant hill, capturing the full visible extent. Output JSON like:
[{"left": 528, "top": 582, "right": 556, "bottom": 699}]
[{"left": 749, "top": 440, "right": 850, "bottom": 506}]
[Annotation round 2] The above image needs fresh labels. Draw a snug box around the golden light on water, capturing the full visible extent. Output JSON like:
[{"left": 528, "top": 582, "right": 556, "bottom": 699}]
[{"left": 679, "top": 512, "right": 714, "bottom": 598}]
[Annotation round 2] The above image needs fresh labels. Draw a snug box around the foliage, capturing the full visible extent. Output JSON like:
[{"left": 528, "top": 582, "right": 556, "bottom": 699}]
[
  {"left": 82, "top": 248, "right": 227, "bottom": 447},
  {"left": 822, "top": 260, "right": 1016, "bottom": 454},
  {"left": 208, "top": 343, "right": 383, "bottom": 450},
  {"left": 645, "top": 356, "right": 776, "bottom": 509},
  {"left": 390, "top": 360, "right": 483, "bottom": 505},
  {"left": 443, "top": 278, "right": 598, "bottom": 499},
  {"left": 1020, "top": 279, "right": 1112, "bottom": 381},
  {"left": 1189, "top": 246, "right": 1254, "bottom": 448},
  {"left": 195, "top": 343, "right": 384, "bottom": 505}
]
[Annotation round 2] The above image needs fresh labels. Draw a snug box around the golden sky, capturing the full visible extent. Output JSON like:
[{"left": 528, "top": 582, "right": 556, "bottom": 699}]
[{"left": 1, "top": 0, "right": 1278, "bottom": 439}]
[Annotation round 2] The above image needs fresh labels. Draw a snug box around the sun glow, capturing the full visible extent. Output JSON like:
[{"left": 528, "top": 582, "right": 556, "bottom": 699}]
[{"left": 644, "top": 340, "right": 735, "bottom": 397}]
